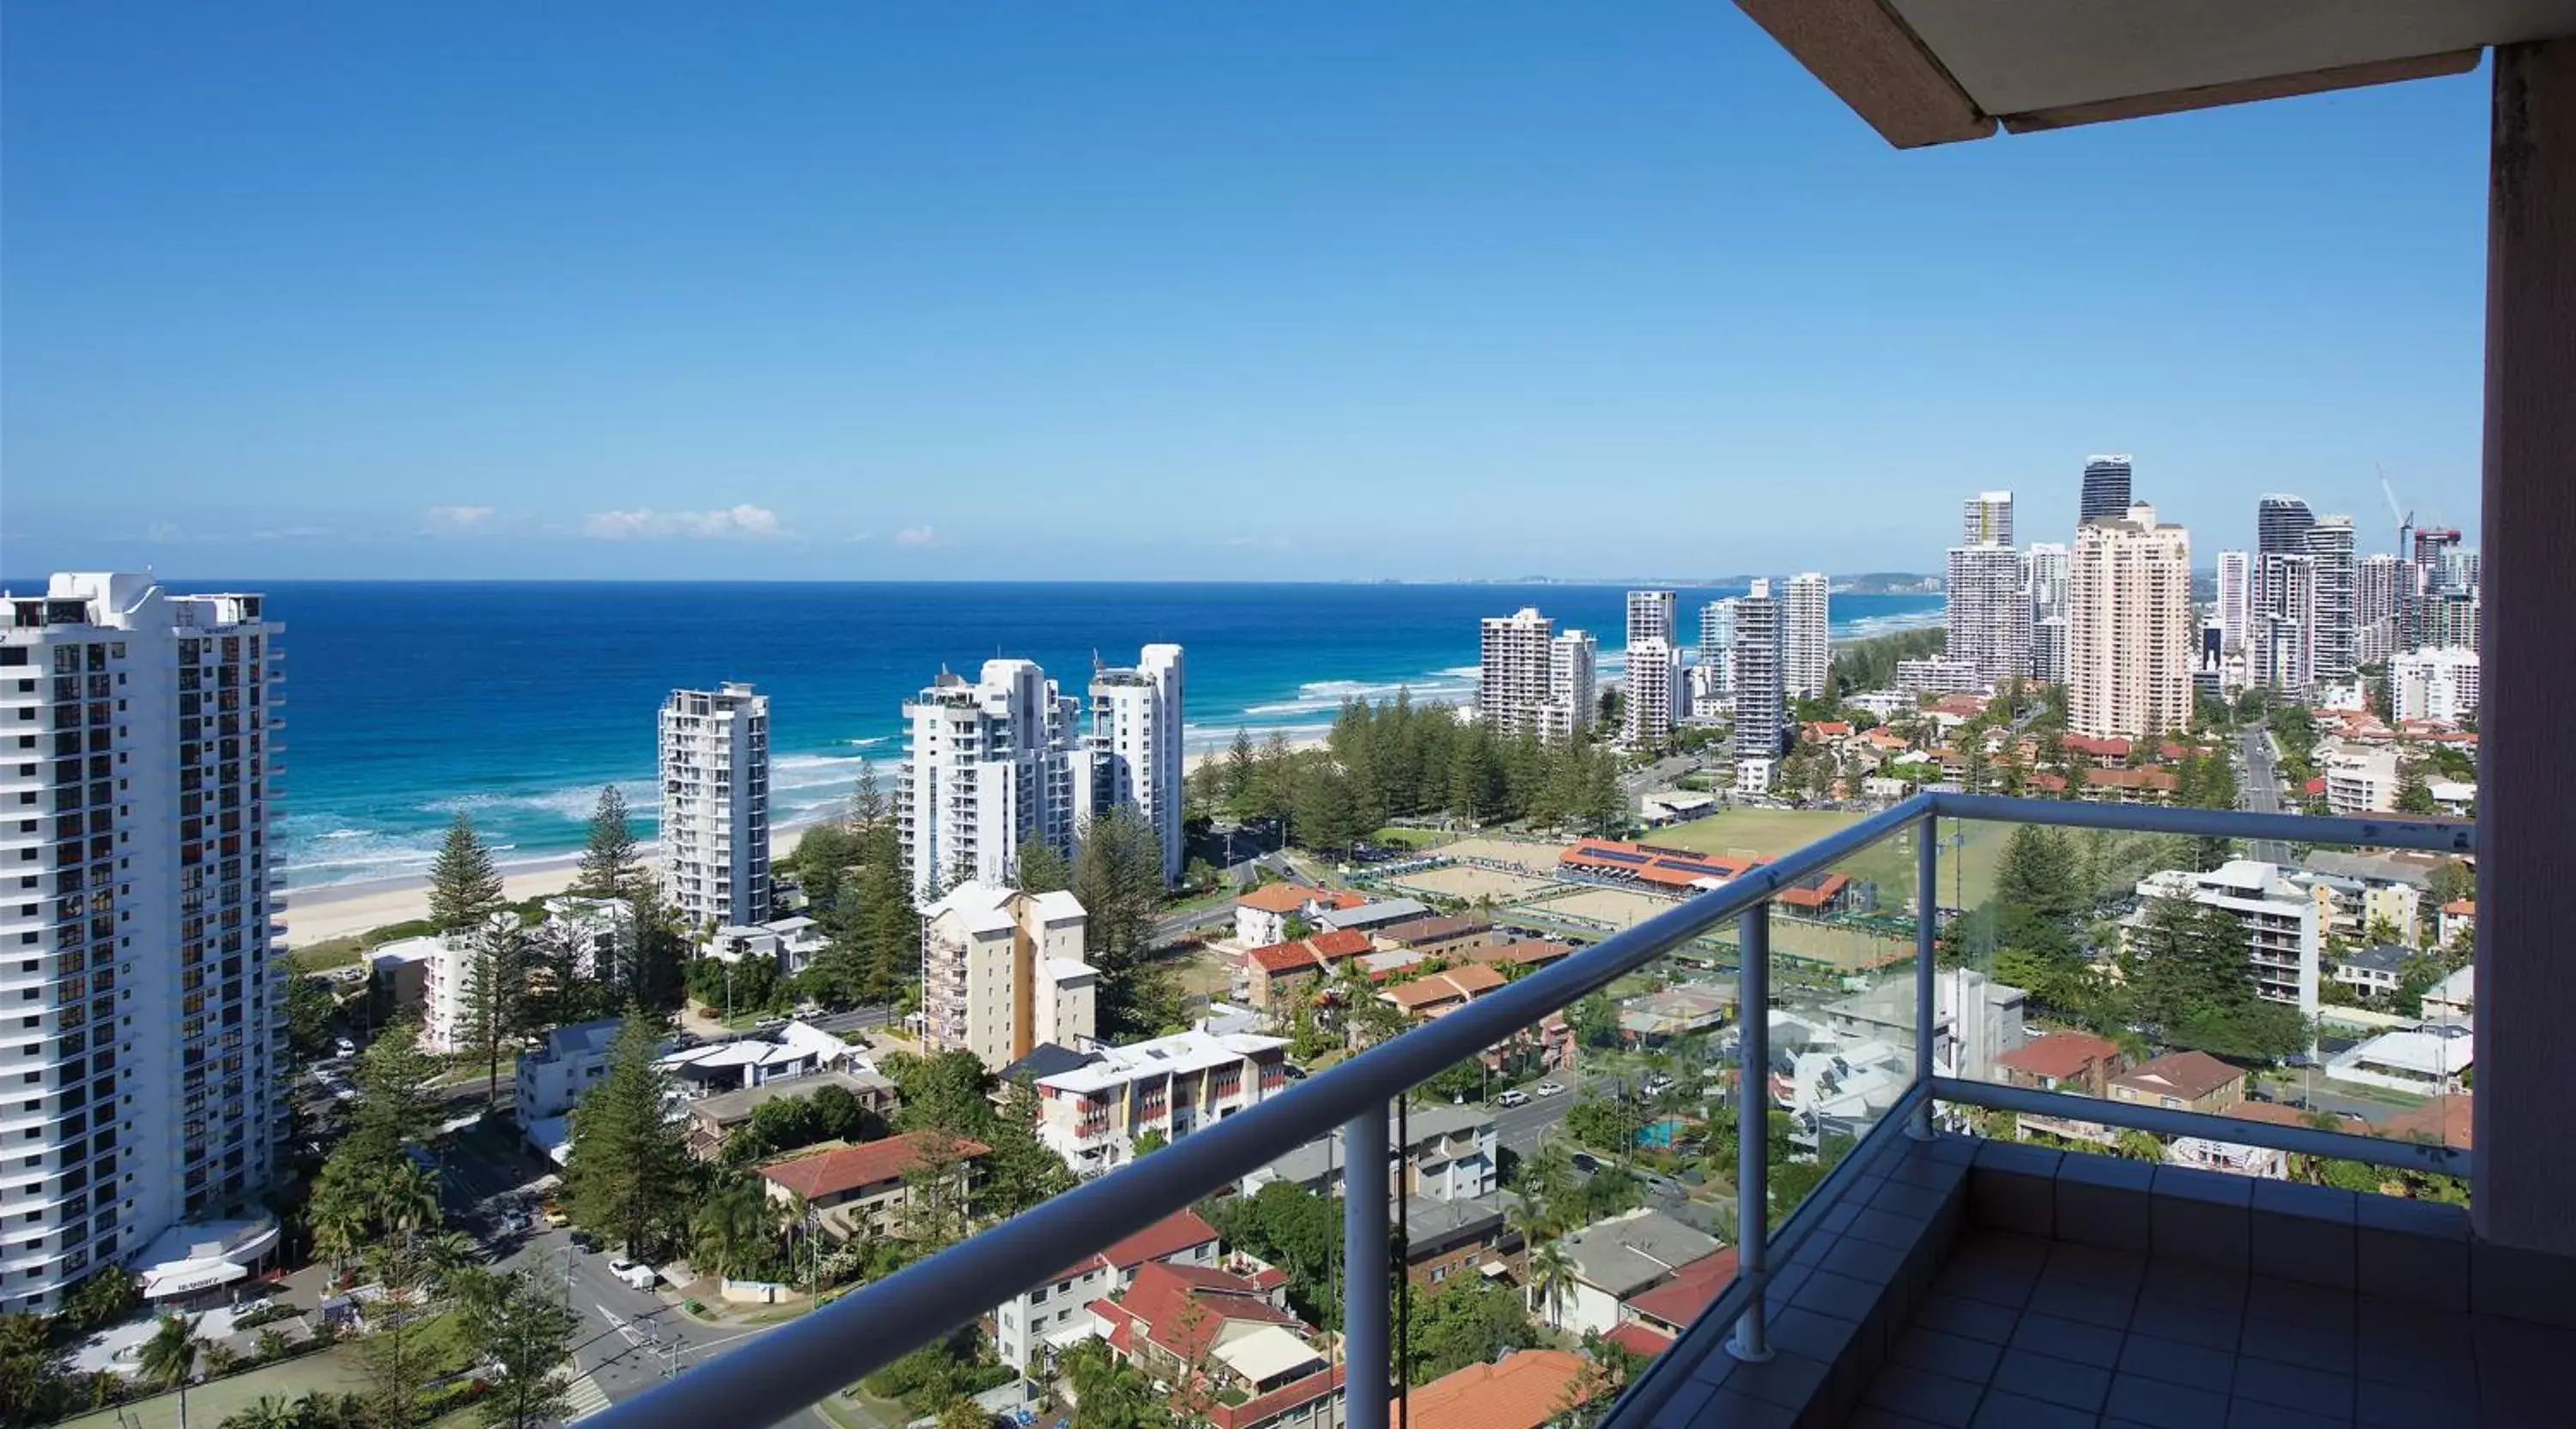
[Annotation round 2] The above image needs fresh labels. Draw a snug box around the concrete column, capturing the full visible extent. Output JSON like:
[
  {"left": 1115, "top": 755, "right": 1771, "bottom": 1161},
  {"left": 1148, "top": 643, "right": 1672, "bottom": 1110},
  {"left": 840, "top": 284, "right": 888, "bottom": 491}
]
[{"left": 2475, "top": 40, "right": 2576, "bottom": 1254}]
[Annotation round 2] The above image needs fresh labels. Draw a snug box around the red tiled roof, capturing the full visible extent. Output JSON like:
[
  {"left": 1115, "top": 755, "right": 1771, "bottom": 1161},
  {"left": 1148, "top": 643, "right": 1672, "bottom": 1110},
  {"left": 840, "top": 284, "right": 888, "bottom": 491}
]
[
  {"left": 1994, "top": 1031, "right": 2122, "bottom": 1081},
  {"left": 1603, "top": 1322, "right": 1675, "bottom": 1359},
  {"left": 1621, "top": 1249, "right": 1741, "bottom": 1330},
  {"left": 1248, "top": 929, "right": 1374, "bottom": 975},
  {"left": 1384, "top": 964, "right": 1508, "bottom": 1012},
  {"left": 1050, "top": 1209, "right": 1220, "bottom": 1282},
  {"left": 2085, "top": 767, "right": 2178, "bottom": 792},
  {"left": 1236, "top": 884, "right": 1315, "bottom": 914},
  {"left": 2112, "top": 1050, "right": 2243, "bottom": 1104},
  {"left": 2304, "top": 776, "right": 2328, "bottom": 796},
  {"left": 1097, "top": 1262, "right": 1303, "bottom": 1365},
  {"left": 1320, "top": 890, "right": 1370, "bottom": 911},
  {"left": 2063, "top": 734, "right": 2132, "bottom": 757},
  {"left": 757, "top": 1131, "right": 987, "bottom": 1201},
  {"left": 1775, "top": 872, "right": 1852, "bottom": 909},
  {"left": 2029, "top": 772, "right": 2069, "bottom": 793},
  {"left": 1802, "top": 721, "right": 1854, "bottom": 739},
  {"left": 2443, "top": 899, "right": 2476, "bottom": 915},
  {"left": 1211, "top": 1366, "right": 1343, "bottom": 1429},
  {"left": 2386, "top": 1095, "right": 2474, "bottom": 1149},
  {"left": 1400, "top": 1350, "right": 1594, "bottom": 1429},
  {"left": 1467, "top": 940, "right": 1575, "bottom": 969}
]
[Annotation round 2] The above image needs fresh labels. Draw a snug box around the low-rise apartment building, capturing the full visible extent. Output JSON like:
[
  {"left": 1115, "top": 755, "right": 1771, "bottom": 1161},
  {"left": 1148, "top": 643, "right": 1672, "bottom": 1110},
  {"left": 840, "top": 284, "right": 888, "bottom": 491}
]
[
  {"left": 1034, "top": 1027, "right": 1291, "bottom": 1178},
  {"left": 2109, "top": 1049, "right": 2246, "bottom": 1115},
  {"left": 1992, "top": 1030, "right": 2127, "bottom": 1146},
  {"left": 2324, "top": 745, "right": 2402, "bottom": 816},
  {"left": 1242, "top": 1103, "right": 1499, "bottom": 1203},
  {"left": 682, "top": 1068, "right": 899, "bottom": 1161},
  {"left": 2132, "top": 861, "right": 2322, "bottom": 1026},
  {"left": 757, "top": 1131, "right": 988, "bottom": 1240},
  {"left": 990, "top": 1208, "right": 1219, "bottom": 1371},
  {"left": 2331, "top": 944, "right": 2409, "bottom": 999},
  {"left": 1230, "top": 884, "right": 1364, "bottom": 949},
  {"left": 1542, "top": 1208, "right": 1722, "bottom": 1338},
  {"left": 1244, "top": 930, "right": 1374, "bottom": 1013}
]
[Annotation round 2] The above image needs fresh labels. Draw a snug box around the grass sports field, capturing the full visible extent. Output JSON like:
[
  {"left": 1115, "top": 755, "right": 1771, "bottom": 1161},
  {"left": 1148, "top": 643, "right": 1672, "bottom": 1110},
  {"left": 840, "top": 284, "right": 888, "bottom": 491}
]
[
  {"left": 1386, "top": 864, "right": 1558, "bottom": 903},
  {"left": 1649, "top": 809, "right": 2010, "bottom": 911}
]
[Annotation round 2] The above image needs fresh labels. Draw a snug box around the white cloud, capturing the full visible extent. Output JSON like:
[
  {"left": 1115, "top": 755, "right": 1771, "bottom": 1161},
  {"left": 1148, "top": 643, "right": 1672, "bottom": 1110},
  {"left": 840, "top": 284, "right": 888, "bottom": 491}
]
[
  {"left": 145, "top": 522, "right": 186, "bottom": 544},
  {"left": 895, "top": 526, "right": 936, "bottom": 546},
  {"left": 582, "top": 505, "right": 789, "bottom": 540},
  {"left": 422, "top": 505, "right": 497, "bottom": 532}
]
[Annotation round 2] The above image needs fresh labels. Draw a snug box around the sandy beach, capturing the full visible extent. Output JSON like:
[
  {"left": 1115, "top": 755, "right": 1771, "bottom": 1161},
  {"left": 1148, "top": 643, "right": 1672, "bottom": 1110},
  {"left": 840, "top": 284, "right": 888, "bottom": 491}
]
[
  {"left": 281, "top": 731, "right": 1334, "bottom": 948},
  {"left": 277, "top": 824, "right": 824, "bottom": 946}
]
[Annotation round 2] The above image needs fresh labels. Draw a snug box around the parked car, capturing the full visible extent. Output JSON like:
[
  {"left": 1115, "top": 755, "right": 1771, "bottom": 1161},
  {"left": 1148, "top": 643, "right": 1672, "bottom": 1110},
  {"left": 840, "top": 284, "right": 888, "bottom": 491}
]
[
  {"left": 334, "top": 1037, "right": 355, "bottom": 1058},
  {"left": 1569, "top": 1152, "right": 1603, "bottom": 1176},
  {"left": 1494, "top": 1089, "right": 1530, "bottom": 1109},
  {"left": 569, "top": 1230, "right": 599, "bottom": 1253},
  {"left": 1642, "top": 1074, "right": 1676, "bottom": 1097},
  {"left": 609, "top": 1257, "right": 658, "bottom": 1292},
  {"left": 1533, "top": 1080, "right": 1566, "bottom": 1098}
]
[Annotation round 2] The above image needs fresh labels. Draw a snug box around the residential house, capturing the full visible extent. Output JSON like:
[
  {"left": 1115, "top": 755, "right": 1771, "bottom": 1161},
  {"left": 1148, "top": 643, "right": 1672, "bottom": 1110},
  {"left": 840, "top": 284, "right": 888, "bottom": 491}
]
[
  {"left": 656, "top": 1019, "right": 863, "bottom": 1095},
  {"left": 2331, "top": 945, "right": 2409, "bottom": 1000},
  {"left": 1400, "top": 1195, "right": 1516, "bottom": 1289},
  {"left": 990, "top": 1208, "right": 1220, "bottom": 1371},
  {"left": 1618, "top": 986, "right": 1732, "bottom": 1043},
  {"left": 1401, "top": 1350, "right": 1595, "bottom": 1429},
  {"left": 1540, "top": 1208, "right": 1722, "bottom": 1337},
  {"left": 1381, "top": 964, "right": 1508, "bottom": 1021},
  {"left": 1088, "top": 1262, "right": 1342, "bottom": 1429},
  {"left": 1315, "top": 898, "right": 1434, "bottom": 935},
  {"left": 1232, "top": 884, "right": 1364, "bottom": 950},
  {"left": 756, "top": 1131, "right": 988, "bottom": 1240},
  {"left": 708, "top": 915, "right": 828, "bottom": 977},
  {"left": 2109, "top": 1050, "right": 2246, "bottom": 1115},
  {"left": 1373, "top": 915, "right": 1494, "bottom": 958},
  {"left": 2424, "top": 965, "right": 2476, "bottom": 1021},
  {"left": 1461, "top": 939, "right": 1575, "bottom": 976},
  {"left": 1619, "top": 1248, "right": 1743, "bottom": 1341},
  {"left": 2298, "top": 851, "right": 2433, "bottom": 945},
  {"left": 1033, "top": 1026, "right": 1291, "bottom": 1178},
  {"left": 2329, "top": 1025, "right": 2473, "bottom": 1096},
  {"left": 1244, "top": 1103, "right": 1500, "bottom": 1203},
  {"left": 1244, "top": 930, "right": 1375, "bottom": 1015},
  {"left": 1992, "top": 1030, "right": 2126, "bottom": 1146},
  {"left": 681, "top": 1068, "right": 900, "bottom": 1162},
  {"left": 514, "top": 1016, "right": 633, "bottom": 1164},
  {"left": 2439, "top": 900, "right": 2476, "bottom": 949}
]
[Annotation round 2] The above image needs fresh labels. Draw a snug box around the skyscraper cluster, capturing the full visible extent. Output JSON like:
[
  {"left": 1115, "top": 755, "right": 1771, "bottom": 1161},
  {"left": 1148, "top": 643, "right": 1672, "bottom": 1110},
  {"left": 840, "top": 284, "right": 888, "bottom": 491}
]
[{"left": 899, "top": 647, "right": 1184, "bottom": 898}]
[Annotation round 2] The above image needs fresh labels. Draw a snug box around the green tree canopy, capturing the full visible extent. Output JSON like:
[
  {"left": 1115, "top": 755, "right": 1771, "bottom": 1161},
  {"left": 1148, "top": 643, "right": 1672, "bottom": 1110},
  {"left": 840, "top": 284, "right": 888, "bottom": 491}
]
[
  {"left": 576, "top": 785, "right": 644, "bottom": 899},
  {"left": 428, "top": 814, "right": 505, "bottom": 932},
  {"left": 562, "top": 1013, "right": 692, "bottom": 1256}
]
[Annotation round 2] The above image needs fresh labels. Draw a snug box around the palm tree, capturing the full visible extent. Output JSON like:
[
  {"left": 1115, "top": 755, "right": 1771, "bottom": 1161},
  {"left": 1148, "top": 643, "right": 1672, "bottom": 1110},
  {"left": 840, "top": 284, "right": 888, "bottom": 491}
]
[
  {"left": 1526, "top": 1240, "right": 1577, "bottom": 1332},
  {"left": 1504, "top": 1190, "right": 1554, "bottom": 1254},
  {"left": 138, "top": 1315, "right": 201, "bottom": 1429},
  {"left": 222, "top": 1396, "right": 298, "bottom": 1429},
  {"left": 2112, "top": 1129, "right": 2166, "bottom": 1162},
  {"left": 690, "top": 1176, "right": 780, "bottom": 1280},
  {"left": 373, "top": 1162, "right": 443, "bottom": 1244}
]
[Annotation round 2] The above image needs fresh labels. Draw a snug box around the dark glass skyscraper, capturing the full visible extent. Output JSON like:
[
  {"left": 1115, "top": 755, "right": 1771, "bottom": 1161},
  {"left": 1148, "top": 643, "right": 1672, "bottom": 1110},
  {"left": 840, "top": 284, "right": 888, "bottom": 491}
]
[
  {"left": 2257, "top": 494, "right": 2315, "bottom": 555},
  {"left": 2078, "top": 454, "right": 2134, "bottom": 524}
]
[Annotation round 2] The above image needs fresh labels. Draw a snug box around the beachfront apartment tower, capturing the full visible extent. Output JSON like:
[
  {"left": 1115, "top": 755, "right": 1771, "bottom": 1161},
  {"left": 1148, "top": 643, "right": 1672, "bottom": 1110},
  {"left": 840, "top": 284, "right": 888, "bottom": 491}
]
[
  {"left": 2023, "top": 543, "right": 2070, "bottom": 684},
  {"left": 0, "top": 574, "right": 285, "bottom": 1310},
  {"left": 1075, "top": 646, "right": 1185, "bottom": 885},
  {"left": 1731, "top": 581, "right": 1786, "bottom": 764},
  {"left": 1478, "top": 607, "right": 1557, "bottom": 741},
  {"left": 1621, "top": 638, "right": 1679, "bottom": 752},
  {"left": 900, "top": 660, "right": 1079, "bottom": 900},
  {"left": 1945, "top": 496, "right": 2029, "bottom": 691},
  {"left": 1545, "top": 630, "right": 1597, "bottom": 744},
  {"left": 1625, "top": 591, "right": 1677, "bottom": 648},
  {"left": 2078, "top": 456, "right": 2133, "bottom": 526},
  {"left": 2305, "top": 516, "right": 2360, "bottom": 684},
  {"left": 2067, "top": 506, "right": 2194, "bottom": 739},
  {"left": 1962, "top": 491, "right": 2014, "bottom": 547},
  {"left": 659, "top": 684, "right": 771, "bottom": 929},
  {"left": 1783, "top": 574, "right": 1831, "bottom": 700},
  {"left": 920, "top": 882, "right": 1096, "bottom": 1073},
  {"left": 2215, "top": 550, "right": 2252, "bottom": 654}
]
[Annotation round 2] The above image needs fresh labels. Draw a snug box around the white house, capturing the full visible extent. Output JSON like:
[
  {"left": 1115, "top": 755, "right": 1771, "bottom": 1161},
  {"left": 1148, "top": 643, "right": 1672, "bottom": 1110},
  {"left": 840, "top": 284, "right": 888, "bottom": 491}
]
[
  {"left": 711, "top": 915, "right": 828, "bottom": 976},
  {"left": 988, "top": 1209, "right": 1220, "bottom": 1371},
  {"left": 2423, "top": 964, "right": 2476, "bottom": 1021},
  {"left": 656, "top": 1020, "right": 863, "bottom": 1094},
  {"left": 517, "top": 1018, "right": 628, "bottom": 1123},
  {"left": 2327, "top": 1024, "right": 2473, "bottom": 1095},
  {"left": 1543, "top": 1209, "right": 1722, "bottom": 1338}
]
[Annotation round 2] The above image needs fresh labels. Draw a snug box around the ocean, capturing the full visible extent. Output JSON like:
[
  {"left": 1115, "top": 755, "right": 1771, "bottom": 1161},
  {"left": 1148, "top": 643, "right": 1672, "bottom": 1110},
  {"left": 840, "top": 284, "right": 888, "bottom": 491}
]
[{"left": 228, "top": 581, "right": 1942, "bottom": 889}]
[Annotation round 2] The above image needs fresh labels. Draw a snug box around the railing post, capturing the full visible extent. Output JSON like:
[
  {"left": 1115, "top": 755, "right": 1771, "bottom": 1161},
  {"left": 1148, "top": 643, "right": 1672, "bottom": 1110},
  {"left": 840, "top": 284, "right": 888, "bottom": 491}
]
[
  {"left": 1344, "top": 1100, "right": 1391, "bottom": 1429},
  {"left": 1729, "top": 902, "right": 1773, "bottom": 1364},
  {"left": 1912, "top": 812, "right": 1939, "bottom": 1140}
]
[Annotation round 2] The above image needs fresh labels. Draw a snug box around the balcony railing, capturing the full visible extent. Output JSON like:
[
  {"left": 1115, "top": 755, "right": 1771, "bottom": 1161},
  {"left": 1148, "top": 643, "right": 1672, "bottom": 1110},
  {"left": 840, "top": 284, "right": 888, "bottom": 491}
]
[{"left": 586, "top": 792, "right": 2473, "bottom": 1429}]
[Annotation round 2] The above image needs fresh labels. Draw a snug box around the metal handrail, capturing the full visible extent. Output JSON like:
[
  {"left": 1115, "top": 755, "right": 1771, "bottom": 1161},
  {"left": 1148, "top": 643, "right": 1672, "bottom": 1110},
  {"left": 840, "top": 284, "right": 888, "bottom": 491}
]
[
  {"left": 590, "top": 789, "right": 2476, "bottom": 1429},
  {"left": 1930, "top": 1075, "right": 2470, "bottom": 1177}
]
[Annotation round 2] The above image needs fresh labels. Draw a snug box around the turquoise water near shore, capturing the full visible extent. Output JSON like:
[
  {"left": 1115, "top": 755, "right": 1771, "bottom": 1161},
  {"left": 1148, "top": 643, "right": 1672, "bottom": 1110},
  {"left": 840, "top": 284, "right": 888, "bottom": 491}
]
[{"left": 209, "top": 581, "right": 1940, "bottom": 888}]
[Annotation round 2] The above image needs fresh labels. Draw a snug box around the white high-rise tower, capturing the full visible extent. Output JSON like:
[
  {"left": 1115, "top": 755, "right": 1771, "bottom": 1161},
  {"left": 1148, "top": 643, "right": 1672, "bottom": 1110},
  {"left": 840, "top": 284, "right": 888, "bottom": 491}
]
[
  {"left": 1077, "top": 646, "right": 1185, "bottom": 885},
  {"left": 2024, "top": 544, "right": 2070, "bottom": 684},
  {"left": 1546, "top": 630, "right": 1597, "bottom": 743},
  {"left": 900, "top": 660, "right": 1079, "bottom": 898},
  {"left": 1478, "top": 608, "right": 1557, "bottom": 740},
  {"left": 2215, "top": 550, "right": 2252, "bottom": 654},
  {"left": 660, "top": 683, "right": 771, "bottom": 928},
  {"left": 1625, "top": 591, "right": 1677, "bottom": 648},
  {"left": 2068, "top": 507, "right": 2195, "bottom": 739},
  {"left": 1783, "top": 574, "right": 1831, "bottom": 699},
  {"left": 0, "top": 574, "right": 284, "bottom": 1310},
  {"left": 1732, "top": 582, "right": 1785, "bottom": 764},
  {"left": 1622, "top": 639, "right": 1679, "bottom": 751},
  {"left": 1945, "top": 490, "right": 2026, "bottom": 690}
]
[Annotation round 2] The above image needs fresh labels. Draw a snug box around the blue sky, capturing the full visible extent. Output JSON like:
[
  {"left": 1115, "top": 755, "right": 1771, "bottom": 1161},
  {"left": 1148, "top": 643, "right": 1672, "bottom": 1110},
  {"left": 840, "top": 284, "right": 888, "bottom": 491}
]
[{"left": 3, "top": 3, "right": 2488, "bottom": 581}]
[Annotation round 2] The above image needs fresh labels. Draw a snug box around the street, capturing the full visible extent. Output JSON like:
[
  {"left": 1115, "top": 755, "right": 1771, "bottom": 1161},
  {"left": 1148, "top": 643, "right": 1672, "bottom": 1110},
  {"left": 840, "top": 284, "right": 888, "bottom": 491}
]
[
  {"left": 433, "top": 1125, "right": 841, "bottom": 1429},
  {"left": 2237, "top": 727, "right": 2294, "bottom": 864}
]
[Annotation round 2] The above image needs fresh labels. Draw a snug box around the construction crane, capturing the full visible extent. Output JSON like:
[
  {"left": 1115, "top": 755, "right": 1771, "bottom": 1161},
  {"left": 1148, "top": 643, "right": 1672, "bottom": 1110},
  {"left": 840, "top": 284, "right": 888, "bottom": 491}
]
[{"left": 2380, "top": 468, "right": 2415, "bottom": 559}]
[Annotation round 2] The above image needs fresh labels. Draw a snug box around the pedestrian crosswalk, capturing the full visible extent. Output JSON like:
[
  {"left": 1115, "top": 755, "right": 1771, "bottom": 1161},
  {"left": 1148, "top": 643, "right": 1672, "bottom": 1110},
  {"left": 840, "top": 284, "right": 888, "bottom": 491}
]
[{"left": 561, "top": 1370, "right": 613, "bottom": 1422}]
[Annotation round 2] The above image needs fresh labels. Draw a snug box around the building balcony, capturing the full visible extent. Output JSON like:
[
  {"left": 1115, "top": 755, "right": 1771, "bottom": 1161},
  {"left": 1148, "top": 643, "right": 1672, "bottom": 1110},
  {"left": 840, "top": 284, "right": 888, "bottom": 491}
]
[{"left": 573, "top": 792, "right": 2567, "bottom": 1429}]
